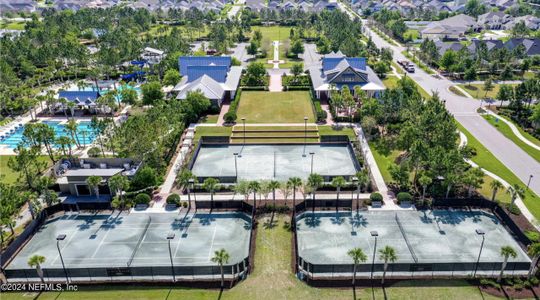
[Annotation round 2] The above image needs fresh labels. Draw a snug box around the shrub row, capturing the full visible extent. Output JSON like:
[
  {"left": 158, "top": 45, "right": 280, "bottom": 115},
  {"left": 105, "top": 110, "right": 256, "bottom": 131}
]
[{"left": 282, "top": 75, "right": 310, "bottom": 86}]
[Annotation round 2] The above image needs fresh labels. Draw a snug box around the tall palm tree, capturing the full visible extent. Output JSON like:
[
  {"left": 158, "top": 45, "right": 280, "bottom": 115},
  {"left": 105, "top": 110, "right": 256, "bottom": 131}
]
[
  {"left": 86, "top": 176, "right": 103, "bottom": 200},
  {"left": 347, "top": 247, "right": 367, "bottom": 287},
  {"left": 108, "top": 175, "right": 130, "bottom": 210},
  {"left": 269, "top": 180, "right": 281, "bottom": 209},
  {"left": 490, "top": 180, "right": 504, "bottom": 202},
  {"left": 356, "top": 170, "right": 369, "bottom": 193},
  {"left": 331, "top": 176, "right": 346, "bottom": 212},
  {"left": 379, "top": 246, "right": 398, "bottom": 285},
  {"left": 248, "top": 181, "right": 261, "bottom": 217},
  {"left": 211, "top": 248, "right": 230, "bottom": 288},
  {"left": 507, "top": 184, "right": 525, "bottom": 206},
  {"left": 28, "top": 254, "right": 46, "bottom": 283},
  {"left": 307, "top": 173, "right": 323, "bottom": 213},
  {"left": 527, "top": 242, "right": 540, "bottom": 278},
  {"left": 203, "top": 178, "right": 220, "bottom": 210},
  {"left": 287, "top": 177, "right": 302, "bottom": 215},
  {"left": 498, "top": 246, "right": 517, "bottom": 282}
]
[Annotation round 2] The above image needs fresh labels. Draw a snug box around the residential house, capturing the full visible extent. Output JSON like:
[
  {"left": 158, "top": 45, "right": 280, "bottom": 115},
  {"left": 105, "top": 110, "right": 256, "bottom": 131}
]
[
  {"left": 505, "top": 15, "right": 540, "bottom": 31},
  {"left": 421, "top": 14, "right": 477, "bottom": 40},
  {"left": 55, "top": 158, "right": 141, "bottom": 201},
  {"left": 504, "top": 38, "right": 540, "bottom": 56},
  {"left": 141, "top": 47, "right": 165, "bottom": 65},
  {"left": 423, "top": 0, "right": 451, "bottom": 12},
  {"left": 309, "top": 51, "right": 385, "bottom": 100},
  {"left": 477, "top": 12, "right": 512, "bottom": 30},
  {"left": 173, "top": 56, "right": 242, "bottom": 107},
  {"left": 435, "top": 38, "right": 539, "bottom": 58},
  {"left": 0, "top": 0, "right": 35, "bottom": 12},
  {"left": 245, "top": 0, "right": 266, "bottom": 11}
]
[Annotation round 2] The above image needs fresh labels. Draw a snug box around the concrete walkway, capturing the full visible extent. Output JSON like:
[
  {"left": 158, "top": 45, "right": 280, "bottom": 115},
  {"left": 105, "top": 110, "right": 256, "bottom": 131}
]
[
  {"left": 485, "top": 110, "right": 540, "bottom": 151},
  {"left": 459, "top": 132, "right": 539, "bottom": 230},
  {"left": 268, "top": 72, "right": 283, "bottom": 92},
  {"left": 217, "top": 101, "right": 230, "bottom": 125}
]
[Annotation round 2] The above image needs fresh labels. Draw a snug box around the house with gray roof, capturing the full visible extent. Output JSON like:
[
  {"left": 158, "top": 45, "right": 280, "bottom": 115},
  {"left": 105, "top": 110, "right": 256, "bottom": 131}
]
[
  {"left": 309, "top": 51, "right": 385, "bottom": 100},
  {"left": 505, "top": 15, "right": 540, "bottom": 31},
  {"left": 173, "top": 56, "right": 242, "bottom": 107},
  {"left": 0, "top": 0, "right": 35, "bottom": 12},
  {"left": 505, "top": 38, "right": 540, "bottom": 56},
  {"left": 421, "top": 14, "right": 478, "bottom": 40},
  {"left": 477, "top": 11, "right": 512, "bottom": 30},
  {"left": 245, "top": 0, "right": 266, "bottom": 11}
]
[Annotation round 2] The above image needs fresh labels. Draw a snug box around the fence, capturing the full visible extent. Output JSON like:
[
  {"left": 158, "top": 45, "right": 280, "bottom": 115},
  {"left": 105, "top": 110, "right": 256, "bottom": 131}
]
[{"left": 4, "top": 257, "right": 250, "bottom": 283}]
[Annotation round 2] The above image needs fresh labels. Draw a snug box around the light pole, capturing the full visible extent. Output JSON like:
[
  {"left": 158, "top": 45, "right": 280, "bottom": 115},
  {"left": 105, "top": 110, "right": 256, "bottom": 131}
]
[
  {"left": 309, "top": 152, "right": 315, "bottom": 174},
  {"left": 303, "top": 116, "right": 308, "bottom": 157},
  {"left": 473, "top": 229, "right": 486, "bottom": 278},
  {"left": 527, "top": 175, "right": 534, "bottom": 190},
  {"left": 187, "top": 178, "right": 194, "bottom": 210},
  {"left": 370, "top": 231, "right": 378, "bottom": 281},
  {"left": 56, "top": 234, "right": 69, "bottom": 284},
  {"left": 351, "top": 176, "right": 358, "bottom": 211},
  {"left": 233, "top": 152, "right": 239, "bottom": 182},
  {"left": 167, "top": 233, "right": 176, "bottom": 282}
]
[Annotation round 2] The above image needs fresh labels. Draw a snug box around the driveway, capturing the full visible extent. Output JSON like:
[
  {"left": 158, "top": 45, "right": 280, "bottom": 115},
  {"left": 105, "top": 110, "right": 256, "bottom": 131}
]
[
  {"left": 230, "top": 42, "right": 251, "bottom": 66},
  {"left": 362, "top": 22, "right": 540, "bottom": 195},
  {"left": 301, "top": 43, "right": 321, "bottom": 69}
]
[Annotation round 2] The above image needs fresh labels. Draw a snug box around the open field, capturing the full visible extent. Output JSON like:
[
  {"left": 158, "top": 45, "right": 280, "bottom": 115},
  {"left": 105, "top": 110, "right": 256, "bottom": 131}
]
[
  {"left": 236, "top": 91, "right": 315, "bottom": 123},
  {"left": 4, "top": 215, "right": 502, "bottom": 300},
  {"left": 482, "top": 115, "right": 540, "bottom": 163},
  {"left": 250, "top": 26, "right": 303, "bottom": 68},
  {"left": 457, "top": 122, "right": 540, "bottom": 218},
  {"left": 457, "top": 84, "right": 518, "bottom": 99}
]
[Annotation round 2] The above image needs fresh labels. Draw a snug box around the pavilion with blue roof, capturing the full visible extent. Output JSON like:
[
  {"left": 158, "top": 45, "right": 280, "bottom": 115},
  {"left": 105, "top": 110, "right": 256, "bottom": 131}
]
[
  {"left": 173, "top": 56, "right": 242, "bottom": 107},
  {"left": 309, "top": 51, "right": 385, "bottom": 100},
  {"left": 58, "top": 90, "right": 101, "bottom": 107}
]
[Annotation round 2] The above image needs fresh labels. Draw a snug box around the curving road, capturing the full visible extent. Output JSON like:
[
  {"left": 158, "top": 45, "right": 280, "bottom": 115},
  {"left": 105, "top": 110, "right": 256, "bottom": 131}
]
[{"left": 361, "top": 23, "right": 540, "bottom": 195}]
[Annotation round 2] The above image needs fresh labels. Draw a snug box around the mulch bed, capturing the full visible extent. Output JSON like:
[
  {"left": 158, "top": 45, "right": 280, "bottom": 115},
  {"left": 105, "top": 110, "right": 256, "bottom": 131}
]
[{"left": 480, "top": 284, "right": 540, "bottom": 299}]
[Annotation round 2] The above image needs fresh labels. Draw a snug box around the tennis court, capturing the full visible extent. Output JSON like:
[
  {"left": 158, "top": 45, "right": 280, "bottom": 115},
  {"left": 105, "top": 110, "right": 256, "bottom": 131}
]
[
  {"left": 6, "top": 211, "right": 251, "bottom": 278},
  {"left": 296, "top": 210, "right": 531, "bottom": 277},
  {"left": 191, "top": 143, "right": 359, "bottom": 181}
]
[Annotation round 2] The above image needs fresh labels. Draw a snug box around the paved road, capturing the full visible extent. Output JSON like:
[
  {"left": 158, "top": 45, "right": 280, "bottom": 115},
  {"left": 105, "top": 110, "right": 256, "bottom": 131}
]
[
  {"left": 301, "top": 43, "right": 321, "bottom": 70},
  {"left": 362, "top": 22, "right": 540, "bottom": 195}
]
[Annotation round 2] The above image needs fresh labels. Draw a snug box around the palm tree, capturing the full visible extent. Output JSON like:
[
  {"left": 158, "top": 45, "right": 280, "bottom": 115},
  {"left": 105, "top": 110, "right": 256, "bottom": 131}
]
[
  {"left": 527, "top": 242, "right": 540, "bottom": 278},
  {"left": 287, "top": 177, "right": 302, "bottom": 215},
  {"left": 379, "top": 246, "right": 398, "bottom": 285},
  {"left": 28, "top": 254, "right": 46, "bottom": 283},
  {"left": 176, "top": 169, "right": 196, "bottom": 208},
  {"left": 203, "top": 178, "right": 220, "bottom": 210},
  {"left": 86, "top": 176, "right": 103, "bottom": 200},
  {"left": 490, "top": 180, "right": 504, "bottom": 202},
  {"left": 307, "top": 173, "right": 323, "bottom": 213},
  {"left": 108, "top": 175, "right": 130, "bottom": 210},
  {"left": 211, "top": 248, "right": 230, "bottom": 288},
  {"left": 331, "top": 176, "right": 346, "bottom": 212},
  {"left": 498, "top": 246, "right": 517, "bottom": 282},
  {"left": 269, "top": 180, "right": 281, "bottom": 209},
  {"left": 356, "top": 170, "right": 369, "bottom": 193},
  {"left": 418, "top": 174, "right": 432, "bottom": 202},
  {"left": 248, "top": 181, "right": 261, "bottom": 216},
  {"left": 347, "top": 247, "right": 367, "bottom": 287},
  {"left": 507, "top": 184, "right": 525, "bottom": 206}
]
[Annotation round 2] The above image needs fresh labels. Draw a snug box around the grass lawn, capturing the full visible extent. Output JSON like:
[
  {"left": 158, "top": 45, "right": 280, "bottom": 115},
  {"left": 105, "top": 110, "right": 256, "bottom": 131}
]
[
  {"left": 479, "top": 176, "right": 511, "bottom": 203},
  {"left": 382, "top": 76, "right": 400, "bottom": 89},
  {"left": 496, "top": 113, "right": 540, "bottom": 147},
  {"left": 318, "top": 125, "right": 356, "bottom": 141},
  {"left": 391, "top": 61, "right": 405, "bottom": 75},
  {"left": 199, "top": 114, "right": 219, "bottom": 124},
  {"left": 404, "top": 29, "right": 419, "bottom": 41},
  {"left": 250, "top": 26, "right": 302, "bottom": 68},
  {"left": 482, "top": 115, "right": 540, "bottom": 163},
  {"left": 457, "top": 83, "right": 518, "bottom": 99},
  {"left": 0, "top": 155, "right": 51, "bottom": 185},
  {"left": 457, "top": 122, "right": 540, "bottom": 218},
  {"left": 193, "top": 126, "right": 232, "bottom": 142},
  {"left": 4, "top": 215, "right": 500, "bottom": 300},
  {"left": 236, "top": 91, "right": 315, "bottom": 123},
  {"left": 0, "top": 21, "right": 26, "bottom": 30},
  {"left": 368, "top": 140, "right": 401, "bottom": 183}
]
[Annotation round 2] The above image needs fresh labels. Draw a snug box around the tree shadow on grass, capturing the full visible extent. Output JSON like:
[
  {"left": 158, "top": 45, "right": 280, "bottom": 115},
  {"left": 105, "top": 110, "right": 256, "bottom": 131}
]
[{"left": 263, "top": 218, "right": 278, "bottom": 229}]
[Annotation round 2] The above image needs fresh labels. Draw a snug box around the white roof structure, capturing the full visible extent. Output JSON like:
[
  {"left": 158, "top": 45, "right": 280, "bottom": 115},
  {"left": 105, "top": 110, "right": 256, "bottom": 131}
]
[
  {"left": 176, "top": 75, "right": 225, "bottom": 100},
  {"left": 361, "top": 82, "right": 385, "bottom": 91}
]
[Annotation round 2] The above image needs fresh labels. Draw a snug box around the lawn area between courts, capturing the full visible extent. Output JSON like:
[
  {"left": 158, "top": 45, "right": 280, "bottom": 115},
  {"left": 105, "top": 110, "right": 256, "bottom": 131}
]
[
  {"left": 483, "top": 114, "right": 540, "bottom": 163},
  {"left": 457, "top": 122, "right": 540, "bottom": 218},
  {"left": 368, "top": 141, "right": 401, "bottom": 184},
  {"left": 457, "top": 83, "right": 518, "bottom": 99},
  {"left": 0, "top": 155, "right": 51, "bottom": 184},
  {"left": 3, "top": 215, "right": 500, "bottom": 300},
  {"left": 236, "top": 91, "right": 315, "bottom": 123}
]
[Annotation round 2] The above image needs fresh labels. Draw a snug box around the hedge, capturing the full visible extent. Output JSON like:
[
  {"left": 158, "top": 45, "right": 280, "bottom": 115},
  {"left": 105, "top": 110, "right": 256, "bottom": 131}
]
[
  {"left": 370, "top": 192, "right": 383, "bottom": 202},
  {"left": 396, "top": 192, "right": 412, "bottom": 203},
  {"left": 166, "top": 193, "right": 181, "bottom": 205},
  {"left": 134, "top": 193, "right": 151, "bottom": 205}
]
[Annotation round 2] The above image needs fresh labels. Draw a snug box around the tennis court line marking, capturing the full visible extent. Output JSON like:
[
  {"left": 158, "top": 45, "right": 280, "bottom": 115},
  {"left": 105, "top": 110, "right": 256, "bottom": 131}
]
[
  {"left": 208, "top": 225, "right": 218, "bottom": 260},
  {"left": 50, "top": 229, "right": 79, "bottom": 267},
  {"left": 90, "top": 227, "right": 112, "bottom": 258}
]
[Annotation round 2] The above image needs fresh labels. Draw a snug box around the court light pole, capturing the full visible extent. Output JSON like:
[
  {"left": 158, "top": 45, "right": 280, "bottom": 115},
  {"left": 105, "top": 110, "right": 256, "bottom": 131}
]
[
  {"left": 370, "top": 231, "right": 378, "bottom": 281},
  {"left": 473, "top": 229, "right": 486, "bottom": 278},
  {"left": 527, "top": 175, "right": 534, "bottom": 190},
  {"left": 233, "top": 152, "right": 239, "bottom": 182},
  {"left": 309, "top": 152, "right": 315, "bottom": 174},
  {"left": 56, "top": 234, "right": 69, "bottom": 284},
  {"left": 167, "top": 233, "right": 176, "bottom": 282},
  {"left": 303, "top": 116, "right": 308, "bottom": 157},
  {"left": 351, "top": 176, "right": 358, "bottom": 211},
  {"left": 187, "top": 178, "right": 195, "bottom": 210}
]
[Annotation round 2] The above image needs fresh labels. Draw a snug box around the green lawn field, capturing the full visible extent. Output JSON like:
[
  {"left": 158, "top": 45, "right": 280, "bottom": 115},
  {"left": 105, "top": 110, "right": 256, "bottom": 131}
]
[
  {"left": 3, "top": 215, "right": 501, "bottom": 300},
  {"left": 0, "top": 155, "right": 51, "bottom": 185},
  {"left": 236, "top": 91, "right": 315, "bottom": 123},
  {"left": 250, "top": 26, "right": 303, "bottom": 68},
  {"left": 457, "top": 83, "right": 518, "bottom": 99}
]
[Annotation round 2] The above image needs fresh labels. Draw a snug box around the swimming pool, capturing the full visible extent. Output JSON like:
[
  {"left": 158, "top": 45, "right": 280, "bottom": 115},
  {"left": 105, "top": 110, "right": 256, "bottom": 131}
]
[{"left": 0, "top": 121, "right": 97, "bottom": 149}]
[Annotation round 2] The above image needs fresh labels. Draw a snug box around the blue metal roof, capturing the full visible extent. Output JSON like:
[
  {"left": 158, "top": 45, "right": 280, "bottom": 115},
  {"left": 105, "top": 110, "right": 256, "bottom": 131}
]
[
  {"left": 178, "top": 56, "right": 231, "bottom": 75},
  {"left": 186, "top": 65, "right": 228, "bottom": 83},
  {"left": 322, "top": 57, "right": 366, "bottom": 72},
  {"left": 58, "top": 91, "right": 100, "bottom": 102}
]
